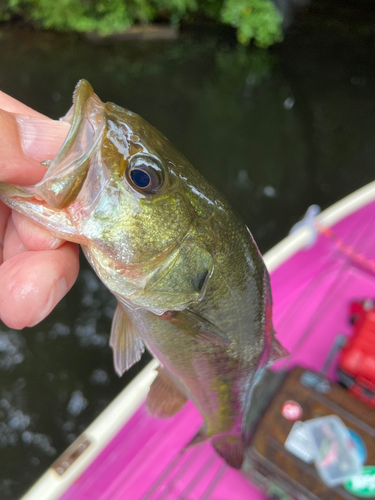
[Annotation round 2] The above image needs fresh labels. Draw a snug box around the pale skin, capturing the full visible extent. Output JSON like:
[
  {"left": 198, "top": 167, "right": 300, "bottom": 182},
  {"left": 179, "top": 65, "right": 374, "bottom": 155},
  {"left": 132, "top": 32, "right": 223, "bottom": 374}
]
[{"left": 0, "top": 91, "right": 79, "bottom": 329}]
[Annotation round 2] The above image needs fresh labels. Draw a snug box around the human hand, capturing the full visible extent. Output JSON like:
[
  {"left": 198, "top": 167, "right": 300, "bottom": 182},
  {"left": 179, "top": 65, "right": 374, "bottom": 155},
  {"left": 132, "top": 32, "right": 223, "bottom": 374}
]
[{"left": 0, "top": 91, "right": 79, "bottom": 329}]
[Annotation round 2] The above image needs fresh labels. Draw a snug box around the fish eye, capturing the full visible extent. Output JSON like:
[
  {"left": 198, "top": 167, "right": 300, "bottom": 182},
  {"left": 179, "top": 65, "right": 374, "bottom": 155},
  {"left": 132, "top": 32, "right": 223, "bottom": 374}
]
[
  {"left": 126, "top": 155, "right": 164, "bottom": 194},
  {"left": 130, "top": 169, "right": 150, "bottom": 188}
]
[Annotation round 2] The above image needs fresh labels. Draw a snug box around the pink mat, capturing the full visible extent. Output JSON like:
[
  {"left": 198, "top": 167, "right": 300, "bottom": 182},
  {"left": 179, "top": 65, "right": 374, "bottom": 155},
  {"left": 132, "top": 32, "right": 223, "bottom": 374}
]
[{"left": 60, "top": 199, "right": 375, "bottom": 500}]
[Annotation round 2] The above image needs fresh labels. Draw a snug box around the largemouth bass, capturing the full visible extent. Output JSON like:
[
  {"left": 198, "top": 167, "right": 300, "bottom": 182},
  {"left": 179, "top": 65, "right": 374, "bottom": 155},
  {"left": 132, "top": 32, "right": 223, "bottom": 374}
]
[{"left": 0, "top": 80, "right": 286, "bottom": 469}]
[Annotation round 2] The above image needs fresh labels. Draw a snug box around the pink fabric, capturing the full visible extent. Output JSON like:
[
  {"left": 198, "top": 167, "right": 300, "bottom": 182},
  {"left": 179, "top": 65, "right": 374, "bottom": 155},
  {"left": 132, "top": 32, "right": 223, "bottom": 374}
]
[{"left": 60, "top": 199, "right": 375, "bottom": 500}]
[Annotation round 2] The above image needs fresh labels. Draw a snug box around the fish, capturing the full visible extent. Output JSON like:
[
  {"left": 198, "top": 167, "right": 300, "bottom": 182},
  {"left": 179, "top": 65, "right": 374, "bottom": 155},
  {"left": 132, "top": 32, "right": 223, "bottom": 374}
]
[{"left": 0, "top": 80, "right": 287, "bottom": 469}]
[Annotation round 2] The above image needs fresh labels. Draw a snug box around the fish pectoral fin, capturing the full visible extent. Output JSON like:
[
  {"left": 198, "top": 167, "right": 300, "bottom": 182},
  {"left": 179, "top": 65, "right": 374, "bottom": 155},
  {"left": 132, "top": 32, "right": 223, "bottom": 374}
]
[
  {"left": 267, "top": 334, "right": 289, "bottom": 366},
  {"left": 138, "top": 241, "right": 213, "bottom": 310},
  {"left": 161, "top": 309, "right": 230, "bottom": 346},
  {"left": 146, "top": 367, "right": 187, "bottom": 418},
  {"left": 211, "top": 434, "right": 244, "bottom": 469},
  {"left": 110, "top": 303, "right": 145, "bottom": 376}
]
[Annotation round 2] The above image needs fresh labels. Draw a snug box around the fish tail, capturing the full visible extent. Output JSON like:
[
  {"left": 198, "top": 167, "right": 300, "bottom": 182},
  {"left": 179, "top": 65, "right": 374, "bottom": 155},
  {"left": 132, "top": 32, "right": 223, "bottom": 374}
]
[
  {"left": 211, "top": 434, "right": 244, "bottom": 469},
  {"left": 182, "top": 426, "right": 207, "bottom": 452}
]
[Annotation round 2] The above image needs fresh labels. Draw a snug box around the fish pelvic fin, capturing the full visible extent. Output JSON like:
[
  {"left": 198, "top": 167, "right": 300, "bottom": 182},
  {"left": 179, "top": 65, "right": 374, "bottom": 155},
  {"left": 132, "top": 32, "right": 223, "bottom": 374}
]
[
  {"left": 110, "top": 303, "right": 145, "bottom": 376},
  {"left": 211, "top": 434, "right": 244, "bottom": 469},
  {"left": 146, "top": 367, "right": 187, "bottom": 418}
]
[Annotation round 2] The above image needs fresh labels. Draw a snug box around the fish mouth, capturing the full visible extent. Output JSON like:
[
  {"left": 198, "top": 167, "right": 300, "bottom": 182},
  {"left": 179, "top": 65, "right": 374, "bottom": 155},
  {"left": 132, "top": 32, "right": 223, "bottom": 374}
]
[{"left": 34, "top": 80, "right": 106, "bottom": 209}]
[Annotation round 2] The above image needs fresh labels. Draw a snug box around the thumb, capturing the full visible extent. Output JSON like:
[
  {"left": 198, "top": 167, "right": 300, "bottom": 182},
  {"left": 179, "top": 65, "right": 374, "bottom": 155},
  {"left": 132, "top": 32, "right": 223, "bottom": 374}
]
[{"left": 0, "top": 109, "right": 70, "bottom": 185}]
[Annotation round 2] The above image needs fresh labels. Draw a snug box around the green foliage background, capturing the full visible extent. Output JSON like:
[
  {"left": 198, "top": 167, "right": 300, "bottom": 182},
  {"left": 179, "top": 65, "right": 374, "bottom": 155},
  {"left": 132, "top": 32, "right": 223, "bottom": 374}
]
[{"left": 0, "top": 0, "right": 283, "bottom": 47}]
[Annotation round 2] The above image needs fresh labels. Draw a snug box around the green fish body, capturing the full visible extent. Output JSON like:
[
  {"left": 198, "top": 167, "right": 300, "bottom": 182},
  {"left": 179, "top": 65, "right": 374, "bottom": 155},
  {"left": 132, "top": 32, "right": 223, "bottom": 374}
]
[{"left": 0, "top": 81, "right": 286, "bottom": 468}]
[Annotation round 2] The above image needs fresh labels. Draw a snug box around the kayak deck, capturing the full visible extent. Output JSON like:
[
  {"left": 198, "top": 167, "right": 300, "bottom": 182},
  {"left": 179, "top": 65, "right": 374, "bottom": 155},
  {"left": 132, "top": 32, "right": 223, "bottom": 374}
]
[{"left": 60, "top": 402, "right": 261, "bottom": 500}]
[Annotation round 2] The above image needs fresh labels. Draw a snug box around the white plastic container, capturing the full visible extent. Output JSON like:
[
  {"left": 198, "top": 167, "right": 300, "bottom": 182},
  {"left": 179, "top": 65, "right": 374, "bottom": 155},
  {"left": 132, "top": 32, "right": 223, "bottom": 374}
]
[{"left": 304, "top": 415, "right": 362, "bottom": 486}]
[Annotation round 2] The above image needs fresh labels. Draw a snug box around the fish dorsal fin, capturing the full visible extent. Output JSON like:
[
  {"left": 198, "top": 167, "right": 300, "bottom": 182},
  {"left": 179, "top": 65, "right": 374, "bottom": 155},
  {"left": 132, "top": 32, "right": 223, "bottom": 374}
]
[
  {"left": 110, "top": 303, "right": 145, "bottom": 376},
  {"left": 161, "top": 309, "right": 230, "bottom": 346},
  {"left": 268, "top": 335, "right": 289, "bottom": 365},
  {"left": 146, "top": 367, "right": 187, "bottom": 418}
]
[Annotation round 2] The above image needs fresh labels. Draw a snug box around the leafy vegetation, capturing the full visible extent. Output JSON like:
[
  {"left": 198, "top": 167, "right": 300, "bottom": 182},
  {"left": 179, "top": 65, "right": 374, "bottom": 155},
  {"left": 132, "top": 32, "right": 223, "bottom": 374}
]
[
  {"left": 221, "top": 0, "right": 283, "bottom": 47},
  {"left": 0, "top": 0, "right": 283, "bottom": 47}
]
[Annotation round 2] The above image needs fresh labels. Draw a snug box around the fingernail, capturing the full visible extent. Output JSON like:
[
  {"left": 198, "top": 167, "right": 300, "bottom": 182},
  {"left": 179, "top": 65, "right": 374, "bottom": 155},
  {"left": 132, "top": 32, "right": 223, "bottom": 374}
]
[
  {"left": 29, "top": 277, "right": 67, "bottom": 327},
  {"left": 48, "top": 237, "right": 65, "bottom": 250},
  {"left": 16, "top": 116, "right": 70, "bottom": 162}
]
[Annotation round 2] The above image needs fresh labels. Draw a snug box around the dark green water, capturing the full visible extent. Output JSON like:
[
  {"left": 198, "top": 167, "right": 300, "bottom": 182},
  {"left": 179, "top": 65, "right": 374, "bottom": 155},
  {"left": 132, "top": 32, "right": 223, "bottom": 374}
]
[{"left": 1, "top": 4, "right": 375, "bottom": 497}]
